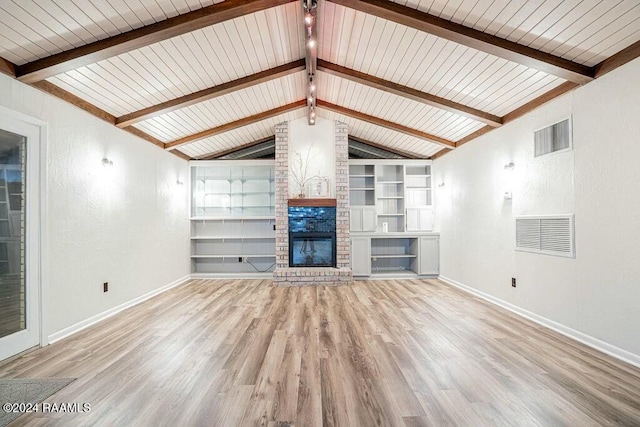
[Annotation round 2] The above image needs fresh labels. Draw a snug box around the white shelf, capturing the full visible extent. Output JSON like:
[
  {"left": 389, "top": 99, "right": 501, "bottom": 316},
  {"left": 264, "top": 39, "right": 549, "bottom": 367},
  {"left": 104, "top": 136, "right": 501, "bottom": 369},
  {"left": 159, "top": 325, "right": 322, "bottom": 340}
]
[
  {"left": 190, "top": 216, "right": 275, "bottom": 220},
  {"left": 191, "top": 236, "right": 275, "bottom": 240},
  {"left": 191, "top": 161, "right": 276, "bottom": 276},
  {"left": 377, "top": 196, "right": 403, "bottom": 199},
  {"left": 196, "top": 177, "right": 274, "bottom": 182},
  {"left": 371, "top": 254, "right": 417, "bottom": 258},
  {"left": 350, "top": 174, "right": 375, "bottom": 178},
  {"left": 378, "top": 213, "right": 404, "bottom": 216},
  {"left": 378, "top": 180, "right": 403, "bottom": 184},
  {"left": 350, "top": 188, "right": 375, "bottom": 191},
  {"left": 191, "top": 254, "right": 275, "bottom": 259}
]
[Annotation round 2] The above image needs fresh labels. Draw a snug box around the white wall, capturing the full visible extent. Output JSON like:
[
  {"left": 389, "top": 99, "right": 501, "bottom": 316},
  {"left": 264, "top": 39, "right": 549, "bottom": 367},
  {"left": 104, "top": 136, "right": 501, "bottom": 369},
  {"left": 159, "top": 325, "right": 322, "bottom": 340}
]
[
  {"left": 0, "top": 73, "right": 190, "bottom": 338},
  {"left": 289, "top": 117, "right": 335, "bottom": 198},
  {"left": 434, "top": 57, "right": 640, "bottom": 362}
]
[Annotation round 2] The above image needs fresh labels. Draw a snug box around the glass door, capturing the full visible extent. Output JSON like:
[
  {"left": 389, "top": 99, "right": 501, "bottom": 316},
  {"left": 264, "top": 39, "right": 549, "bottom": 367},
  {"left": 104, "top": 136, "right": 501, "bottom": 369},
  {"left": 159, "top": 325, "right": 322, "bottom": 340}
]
[{"left": 0, "top": 110, "right": 42, "bottom": 361}]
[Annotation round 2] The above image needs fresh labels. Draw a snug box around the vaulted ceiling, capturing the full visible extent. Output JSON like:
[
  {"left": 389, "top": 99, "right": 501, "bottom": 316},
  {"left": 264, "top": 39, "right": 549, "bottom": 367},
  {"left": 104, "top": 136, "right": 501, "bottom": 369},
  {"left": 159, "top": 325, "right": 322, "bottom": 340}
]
[{"left": 1, "top": 0, "right": 639, "bottom": 160}]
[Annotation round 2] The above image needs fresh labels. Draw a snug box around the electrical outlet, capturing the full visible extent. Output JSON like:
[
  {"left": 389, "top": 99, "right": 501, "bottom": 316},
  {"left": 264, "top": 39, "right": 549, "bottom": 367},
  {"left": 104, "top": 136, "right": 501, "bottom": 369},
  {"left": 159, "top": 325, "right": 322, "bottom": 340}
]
[
  {"left": 511, "top": 278, "right": 517, "bottom": 288},
  {"left": 103, "top": 282, "right": 109, "bottom": 292},
  {"left": 238, "top": 257, "right": 243, "bottom": 263},
  {"left": 273, "top": 224, "right": 276, "bottom": 231},
  {"left": 244, "top": 257, "right": 249, "bottom": 263}
]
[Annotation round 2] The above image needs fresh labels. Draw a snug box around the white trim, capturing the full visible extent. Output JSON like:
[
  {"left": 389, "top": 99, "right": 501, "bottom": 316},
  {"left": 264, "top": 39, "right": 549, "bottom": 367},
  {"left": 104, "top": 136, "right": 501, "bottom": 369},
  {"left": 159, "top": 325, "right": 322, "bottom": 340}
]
[
  {"left": 0, "top": 108, "right": 46, "bottom": 361},
  {"left": 0, "top": 106, "right": 52, "bottom": 349},
  {"left": 48, "top": 275, "right": 190, "bottom": 344},
  {"left": 0, "top": 105, "right": 47, "bottom": 127},
  {"left": 439, "top": 275, "right": 640, "bottom": 369},
  {"left": 189, "top": 273, "right": 273, "bottom": 279},
  {"left": 38, "top": 123, "right": 48, "bottom": 346}
]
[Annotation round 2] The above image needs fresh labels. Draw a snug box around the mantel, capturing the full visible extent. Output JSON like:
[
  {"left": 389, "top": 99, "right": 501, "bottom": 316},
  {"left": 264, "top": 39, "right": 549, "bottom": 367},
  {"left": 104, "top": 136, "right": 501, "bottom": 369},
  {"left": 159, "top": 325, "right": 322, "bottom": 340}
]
[{"left": 288, "top": 198, "right": 337, "bottom": 207}]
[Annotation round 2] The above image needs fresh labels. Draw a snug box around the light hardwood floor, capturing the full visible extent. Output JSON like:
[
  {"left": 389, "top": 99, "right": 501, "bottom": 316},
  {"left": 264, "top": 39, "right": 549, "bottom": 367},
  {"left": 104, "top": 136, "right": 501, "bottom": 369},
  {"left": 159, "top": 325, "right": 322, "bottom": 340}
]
[{"left": 2, "top": 279, "right": 640, "bottom": 426}]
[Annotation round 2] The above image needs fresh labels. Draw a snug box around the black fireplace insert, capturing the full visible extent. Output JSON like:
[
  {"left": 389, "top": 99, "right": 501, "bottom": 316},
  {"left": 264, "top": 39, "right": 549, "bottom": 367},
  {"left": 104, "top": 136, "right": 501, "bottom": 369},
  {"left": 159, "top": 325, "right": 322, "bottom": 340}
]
[{"left": 288, "top": 206, "right": 336, "bottom": 267}]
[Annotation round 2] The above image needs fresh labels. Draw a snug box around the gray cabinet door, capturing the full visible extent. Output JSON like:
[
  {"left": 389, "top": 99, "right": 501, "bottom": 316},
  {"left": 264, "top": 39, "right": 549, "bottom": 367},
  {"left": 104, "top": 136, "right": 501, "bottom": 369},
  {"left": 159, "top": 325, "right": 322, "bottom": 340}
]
[
  {"left": 351, "top": 237, "right": 371, "bottom": 276},
  {"left": 419, "top": 236, "right": 439, "bottom": 275},
  {"left": 362, "top": 207, "right": 377, "bottom": 232}
]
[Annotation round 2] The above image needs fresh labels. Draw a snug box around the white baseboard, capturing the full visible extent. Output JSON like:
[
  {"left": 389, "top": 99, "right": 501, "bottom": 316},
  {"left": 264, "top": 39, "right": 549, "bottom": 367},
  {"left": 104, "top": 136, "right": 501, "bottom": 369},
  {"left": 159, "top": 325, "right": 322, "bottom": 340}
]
[
  {"left": 48, "top": 275, "right": 190, "bottom": 344},
  {"left": 439, "top": 275, "right": 640, "bottom": 369},
  {"left": 189, "top": 272, "right": 273, "bottom": 279}
]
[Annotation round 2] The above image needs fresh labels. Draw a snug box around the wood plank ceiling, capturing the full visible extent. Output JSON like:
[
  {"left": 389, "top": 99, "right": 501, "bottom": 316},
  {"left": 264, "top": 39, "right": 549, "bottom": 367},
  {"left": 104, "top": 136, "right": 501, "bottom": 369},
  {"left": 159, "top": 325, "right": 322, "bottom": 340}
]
[{"left": 1, "top": 0, "right": 639, "bottom": 159}]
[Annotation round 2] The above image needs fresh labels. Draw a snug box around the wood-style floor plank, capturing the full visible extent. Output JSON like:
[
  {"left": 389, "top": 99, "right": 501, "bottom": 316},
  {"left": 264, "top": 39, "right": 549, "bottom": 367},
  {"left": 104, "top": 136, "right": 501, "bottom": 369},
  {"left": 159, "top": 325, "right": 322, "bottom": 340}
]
[{"left": 1, "top": 278, "right": 640, "bottom": 426}]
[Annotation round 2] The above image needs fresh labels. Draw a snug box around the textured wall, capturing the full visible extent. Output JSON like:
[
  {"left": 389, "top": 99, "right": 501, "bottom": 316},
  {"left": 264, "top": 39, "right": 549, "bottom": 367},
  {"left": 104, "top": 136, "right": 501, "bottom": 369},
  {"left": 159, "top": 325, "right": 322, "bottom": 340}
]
[
  {"left": 434, "top": 57, "right": 640, "bottom": 361},
  {"left": 0, "top": 73, "right": 190, "bottom": 337}
]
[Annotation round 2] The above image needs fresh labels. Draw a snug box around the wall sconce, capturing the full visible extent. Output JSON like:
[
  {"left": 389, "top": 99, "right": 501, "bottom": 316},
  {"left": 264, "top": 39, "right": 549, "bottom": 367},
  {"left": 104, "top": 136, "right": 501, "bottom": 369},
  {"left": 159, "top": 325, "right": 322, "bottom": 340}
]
[
  {"left": 438, "top": 182, "right": 445, "bottom": 188},
  {"left": 102, "top": 157, "right": 113, "bottom": 167},
  {"left": 176, "top": 180, "right": 184, "bottom": 185},
  {"left": 503, "top": 162, "right": 514, "bottom": 200}
]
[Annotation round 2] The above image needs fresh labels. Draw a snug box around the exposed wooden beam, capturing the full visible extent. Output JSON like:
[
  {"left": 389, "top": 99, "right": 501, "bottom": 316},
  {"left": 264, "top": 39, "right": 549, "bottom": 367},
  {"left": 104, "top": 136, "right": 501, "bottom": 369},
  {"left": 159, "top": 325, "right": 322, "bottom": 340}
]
[
  {"left": 121, "top": 127, "right": 165, "bottom": 148},
  {"left": 31, "top": 80, "right": 117, "bottom": 124},
  {"left": 0, "top": 57, "right": 16, "bottom": 78},
  {"left": 318, "top": 60, "right": 502, "bottom": 127},
  {"left": 349, "top": 135, "right": 420, "bottom": 159},
  {"left": 165, "top": 100, "right": 306, "bottom": 150},
  {"left": 502, "top": 81, "right": 579, "bottom": 124},
  {"left": 199, "top": 136, "right": 275, "bottom": 160},
  {"left": 317, "top": 99, "right": 456, "bottom": 148},
  {"left": 594, "top": 39, "right": 640, "bottom": 78},
  {"left": 170, "top": 150, "right": 192, "bottom": 161},
  {"left": 329, "top": 0, "right": 594, "bottom": 84},
  {"left": 31, "top": 81, "right": 167, "bottom": 149},
  {"left": 454, "top": 125, "right": 493, "bottom": 148},
  {"left": 440, "top": 81, "right": 580, "bottom": 154},
  {"left": 429, "top": 148, "right": 452, "bottom": 160},
  {"left": 116, "top": 60, "right": 305, "bottom": 128},
  {"left": 15, "top": 0, "right": 297, "bottom": 83}
]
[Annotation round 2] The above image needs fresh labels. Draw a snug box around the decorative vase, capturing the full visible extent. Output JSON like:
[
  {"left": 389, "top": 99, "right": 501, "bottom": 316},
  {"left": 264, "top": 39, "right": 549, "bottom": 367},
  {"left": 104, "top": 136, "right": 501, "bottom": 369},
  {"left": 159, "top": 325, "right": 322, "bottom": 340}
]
[{"left": 298, "top": 193, "right": 306, "bottom": 198}]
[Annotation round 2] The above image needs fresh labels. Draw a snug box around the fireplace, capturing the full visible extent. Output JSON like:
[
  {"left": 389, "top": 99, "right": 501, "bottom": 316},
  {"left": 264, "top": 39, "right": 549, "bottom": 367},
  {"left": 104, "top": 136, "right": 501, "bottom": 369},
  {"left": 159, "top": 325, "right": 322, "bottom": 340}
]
[{"left": 288, "top": 205, "right": 336, "bottom": 268}]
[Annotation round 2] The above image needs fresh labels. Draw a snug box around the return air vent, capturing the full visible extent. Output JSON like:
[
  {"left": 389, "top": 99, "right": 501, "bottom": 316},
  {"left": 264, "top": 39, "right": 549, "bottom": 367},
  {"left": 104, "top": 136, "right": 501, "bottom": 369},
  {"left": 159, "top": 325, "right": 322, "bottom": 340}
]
[
  {"left": 515, "top": 215, "right": 574, "bottom": 258},
  {"left": 534, "top": 119, "right": 571, "bottom": 157}
]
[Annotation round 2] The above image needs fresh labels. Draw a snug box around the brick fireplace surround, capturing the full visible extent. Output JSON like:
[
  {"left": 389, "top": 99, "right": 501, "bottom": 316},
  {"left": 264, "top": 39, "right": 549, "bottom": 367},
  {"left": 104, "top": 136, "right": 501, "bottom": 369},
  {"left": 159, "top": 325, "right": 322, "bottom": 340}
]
[{"left": 273, "top": 121, "right": 352, "bottom": 286}]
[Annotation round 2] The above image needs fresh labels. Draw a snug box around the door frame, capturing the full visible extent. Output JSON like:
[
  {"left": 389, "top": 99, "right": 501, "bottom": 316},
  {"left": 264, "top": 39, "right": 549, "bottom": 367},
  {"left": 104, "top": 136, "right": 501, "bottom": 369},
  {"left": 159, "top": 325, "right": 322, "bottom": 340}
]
[{"left": 0, "top": 105, "right": 48, "bottom": 358}]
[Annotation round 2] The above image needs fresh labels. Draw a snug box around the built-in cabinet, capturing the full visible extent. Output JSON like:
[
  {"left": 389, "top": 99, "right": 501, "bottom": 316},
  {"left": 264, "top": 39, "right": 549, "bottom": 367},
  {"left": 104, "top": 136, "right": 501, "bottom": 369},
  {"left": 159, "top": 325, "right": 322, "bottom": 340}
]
[
  {"left": 419, "top": 236, "right": 440, "bottom": 275},
  {"left": 350, "top": 237, "right": 372, "bottom": 276},
  {"left": 349, "top": 160, "right": 438, "bottom": 278},
  {"left": 349, "top": 160, "right": 433, "bottom": 233},
  {"left": 190, "top": 160, "right": 276, "bottom": 276},
  {"left": 350, "top": 234, "right": 439, "bottom": 277},
  {"left": 349, "top": 164, "right": 376, "bottom": 232}
]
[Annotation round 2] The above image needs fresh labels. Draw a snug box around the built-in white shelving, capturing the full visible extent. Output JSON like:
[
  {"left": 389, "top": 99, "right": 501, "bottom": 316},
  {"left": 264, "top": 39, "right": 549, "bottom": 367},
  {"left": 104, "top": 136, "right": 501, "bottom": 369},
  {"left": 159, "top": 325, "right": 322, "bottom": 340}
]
[
  {"left": 190, "top": 160, "right": 276, "bottom": 276},
  {"left": 349, "top": 160, "right": 437, "bottom": 278}
]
